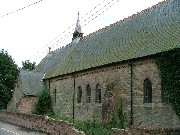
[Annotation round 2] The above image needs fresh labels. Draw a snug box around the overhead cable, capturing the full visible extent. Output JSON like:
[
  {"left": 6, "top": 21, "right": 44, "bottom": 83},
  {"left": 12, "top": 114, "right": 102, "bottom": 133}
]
[
  {"left": 1, "top": 0, "right": 43, "bottom": 17},
  {"left": 29, "top": 0, "right": 120, "bottom": 64}
]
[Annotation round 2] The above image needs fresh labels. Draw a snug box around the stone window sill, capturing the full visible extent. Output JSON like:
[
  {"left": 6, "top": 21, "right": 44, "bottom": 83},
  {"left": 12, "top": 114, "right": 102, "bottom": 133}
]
[
  {"left": 143, "top": 103, "right": 154, "bottom": 108},
  {"left": 76, "top": 103, "right": 83, "bottom": 106},
  {"left": 95, "top": 103, "right": 102, "bottom": 106}
]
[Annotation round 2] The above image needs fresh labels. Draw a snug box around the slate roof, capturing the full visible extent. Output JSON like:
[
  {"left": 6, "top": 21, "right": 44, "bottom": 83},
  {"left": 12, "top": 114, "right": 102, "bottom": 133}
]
[
  {"left": 37, "top": 0, "right": 180, "bottom": 79},
  {"left": 20, "top": 70, "right": 45, "bottom": 95}
]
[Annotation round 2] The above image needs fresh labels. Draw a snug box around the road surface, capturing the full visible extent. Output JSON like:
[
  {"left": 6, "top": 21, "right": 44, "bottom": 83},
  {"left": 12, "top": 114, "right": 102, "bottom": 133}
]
[{"left": 0, "top": 121, "right": 47, "bottom": 135}]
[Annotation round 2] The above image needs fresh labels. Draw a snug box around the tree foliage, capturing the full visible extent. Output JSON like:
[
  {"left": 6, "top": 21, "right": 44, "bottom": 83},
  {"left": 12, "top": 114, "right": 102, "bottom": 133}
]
[
  {"left": 0, "top": 49, "right": 19, "bottom": 109},
  {"left": 155, "top": 48, "right": 180, "bottom": 119},
  {"left": 22, "top": 60, "right": 36, "bottom": 70}
]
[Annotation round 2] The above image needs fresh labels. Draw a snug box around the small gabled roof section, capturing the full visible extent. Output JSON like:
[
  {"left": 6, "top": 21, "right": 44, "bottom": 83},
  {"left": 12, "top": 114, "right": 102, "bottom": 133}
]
[
  {"left": 20, "top": 70, "right": 45, "bottom": 96},
  {"left": 37, "top": 0, "right": 180, "bottom": 79}
]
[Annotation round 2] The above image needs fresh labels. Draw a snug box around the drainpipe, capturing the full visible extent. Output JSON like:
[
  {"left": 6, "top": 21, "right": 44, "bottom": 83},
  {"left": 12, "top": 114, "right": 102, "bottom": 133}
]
[
  {"left": 129, "top": 63, "right": 134, "bottom": 125},
  {"left": 48, "top": 80, "right": 50, "bottom": 92},
  {"left": 73, "top": 74, "right": 75, "bottom": 122}
]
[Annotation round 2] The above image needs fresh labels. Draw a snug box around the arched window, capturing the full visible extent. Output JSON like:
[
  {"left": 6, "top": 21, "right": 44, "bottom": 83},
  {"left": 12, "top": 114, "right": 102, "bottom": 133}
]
[
  {"left": 96, "top": 84, "right": 101, "bottom": 103},
  {"left": 144, "top": 78, "right": 152, "bottom": 103},
  {"left": 77, "top": 86, "right": 82, "bottom": 103},
  {"left": 86, "top": 84, "right": 91, "bottom": 103}
]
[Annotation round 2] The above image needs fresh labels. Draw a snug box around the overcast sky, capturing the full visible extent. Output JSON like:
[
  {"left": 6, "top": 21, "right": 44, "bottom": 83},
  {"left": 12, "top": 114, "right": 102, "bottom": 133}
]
[{"left": 0, "top": 0, "right": 163, "bottom": 67}]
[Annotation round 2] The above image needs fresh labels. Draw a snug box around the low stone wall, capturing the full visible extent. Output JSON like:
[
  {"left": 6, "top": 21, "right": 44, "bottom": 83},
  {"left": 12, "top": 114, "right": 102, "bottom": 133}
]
[
  {"left": 0, "top": 110, "right": 84, "bottom": 135},
  {"left": 1, "top": 110, "right": 179, "bottom": 135},
  {"left": 111, "top": 126, "right": 180, "bottom": 135}
]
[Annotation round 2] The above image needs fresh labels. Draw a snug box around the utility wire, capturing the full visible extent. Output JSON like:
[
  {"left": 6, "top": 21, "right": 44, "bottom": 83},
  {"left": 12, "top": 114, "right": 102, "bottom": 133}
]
[
  {"left": 29, "top": 0, "right": 121, "bottom": 64},
  {"left": 29, "top": 0, "right": 112, "bottom": 62},
  {"left": 1, "top": 0, "right": 43, "bottom": 17},
  {"left": 51, "top": 0, "right": 119, "bottom": 50},
  {"left": 39, "top": 0, "right": 109, "bottom": 51},
  {"left": 30, "top": 0, "right": 120, "bottom": 64},
  {"left": 51, "top": 0, "right": 119, "bottom": 49}
]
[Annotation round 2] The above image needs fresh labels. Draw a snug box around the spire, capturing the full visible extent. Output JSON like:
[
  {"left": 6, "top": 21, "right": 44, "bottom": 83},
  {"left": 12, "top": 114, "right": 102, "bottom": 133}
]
[
  {"left": 75, "top": 11, "right": 82, "bottom": 33},
  {"left": 72, "top": 12, "right": 83, "bottom": 42}
]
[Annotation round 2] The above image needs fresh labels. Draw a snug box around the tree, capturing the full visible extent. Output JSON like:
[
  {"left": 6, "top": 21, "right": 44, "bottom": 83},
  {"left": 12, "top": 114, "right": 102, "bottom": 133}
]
[
  {"left": 0, "top": 49, "right": 19, "bottom": 109},
  {"left": 22, "top": 60, "right": 36, "bottom": 70}
]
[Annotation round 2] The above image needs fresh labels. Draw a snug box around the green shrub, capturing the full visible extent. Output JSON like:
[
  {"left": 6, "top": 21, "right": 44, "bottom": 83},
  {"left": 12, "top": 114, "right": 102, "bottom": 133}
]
[
  {"left": 117, "top": 100, "right": 127, "bottom": 129},
  {"left": 75, "top": 120, "right": 111, "bottom": 135},
  {"left": 47, "top": 113, "right": 128, "bottom": 135},
  {"left": 33, "top": 90, "right": 53, "bottom": 115},
  {"left": 46, "top": 114, "right": 112, "bottom": 135}
]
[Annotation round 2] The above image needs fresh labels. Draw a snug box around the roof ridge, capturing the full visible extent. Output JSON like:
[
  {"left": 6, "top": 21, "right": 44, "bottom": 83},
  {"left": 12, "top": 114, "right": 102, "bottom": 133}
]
[{"left": 82, "top": 0, "right": 170, "bottom": 40}]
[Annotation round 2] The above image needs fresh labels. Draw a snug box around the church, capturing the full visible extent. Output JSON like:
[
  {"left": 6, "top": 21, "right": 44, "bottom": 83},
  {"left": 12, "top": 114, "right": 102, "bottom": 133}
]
[{"left": 10, "top": 0, "right": 180, "bottom": 128}]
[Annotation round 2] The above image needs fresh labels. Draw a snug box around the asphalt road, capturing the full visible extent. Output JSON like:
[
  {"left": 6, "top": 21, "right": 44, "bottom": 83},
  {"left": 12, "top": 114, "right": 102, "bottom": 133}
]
[{"left": 0, "top": 121, "right": 47, "bottom": 135}]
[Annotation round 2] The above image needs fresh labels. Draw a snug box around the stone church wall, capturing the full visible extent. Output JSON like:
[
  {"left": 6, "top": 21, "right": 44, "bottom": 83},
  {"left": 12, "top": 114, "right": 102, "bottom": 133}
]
[
  {"left": 132, "top": 60, "right": 180, "bottom": 128},
  {"left": 46, "top": 58, "right": 180, "bottom": 128},
  {"left": 49, "top": 77, "right": 74, "bottom": 117},
  {"left": 74, "top": 61, "right": 131, "bottom": 122},
  {"left": 17, "top": 96, "right": 37, "bottom": 114},
  {"left": 7, "top": 75, "right": 24, "bottom": 112}
]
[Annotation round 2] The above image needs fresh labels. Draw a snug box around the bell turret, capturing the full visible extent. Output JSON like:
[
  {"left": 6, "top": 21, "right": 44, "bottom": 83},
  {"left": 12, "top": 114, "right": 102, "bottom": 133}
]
[{"left": 72, "top": 12, "right": 83, "bottom": 44}]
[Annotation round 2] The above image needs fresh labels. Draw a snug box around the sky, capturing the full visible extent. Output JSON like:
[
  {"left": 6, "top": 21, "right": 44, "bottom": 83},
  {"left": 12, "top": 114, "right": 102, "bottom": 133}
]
[{"left": 0, "top": 0, "right": 163, "bottom": 67}]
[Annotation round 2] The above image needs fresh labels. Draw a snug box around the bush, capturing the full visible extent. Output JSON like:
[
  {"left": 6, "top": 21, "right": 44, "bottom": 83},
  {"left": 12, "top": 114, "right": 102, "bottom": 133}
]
[
  {"left": 117, "top": 100, "right": 127, "bottom": 129},
  {"left": 75, "top": 120, "right": 111, "bottom": 135},
  {"left": 46, "top": 114, "right": 112, "bottom": 135},
  {"left": 33, "top": 90, "right": 53, "bottom": 115}
]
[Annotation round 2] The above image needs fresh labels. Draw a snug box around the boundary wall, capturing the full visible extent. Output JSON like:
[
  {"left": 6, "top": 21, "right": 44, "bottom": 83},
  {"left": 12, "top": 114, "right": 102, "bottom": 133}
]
[
  {"left": 0, "top": 110, "right": 179, "bottom": 135},
  {"left": 0, "top": 110, "right": 84, "bottom": 135}
]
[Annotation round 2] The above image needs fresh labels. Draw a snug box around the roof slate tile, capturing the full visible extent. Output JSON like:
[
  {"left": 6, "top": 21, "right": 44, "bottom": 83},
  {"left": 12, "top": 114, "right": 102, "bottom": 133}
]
[{"left": 36, "top": 0, "right": 180, "bottom": 79}]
